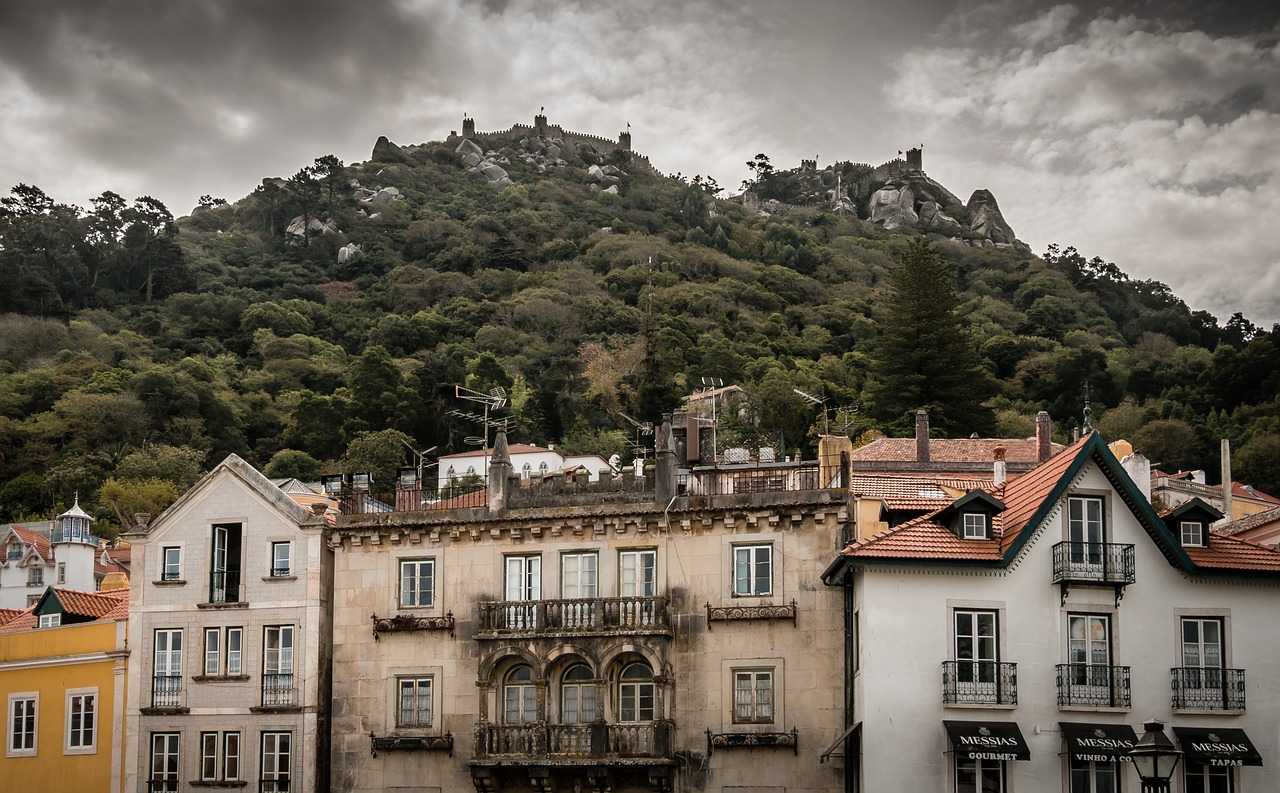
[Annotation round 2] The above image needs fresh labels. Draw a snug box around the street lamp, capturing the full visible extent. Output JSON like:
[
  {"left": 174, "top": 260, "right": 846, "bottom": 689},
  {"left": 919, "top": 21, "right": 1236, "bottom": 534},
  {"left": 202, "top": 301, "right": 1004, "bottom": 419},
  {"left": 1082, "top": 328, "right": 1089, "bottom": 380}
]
[{"left": 1129, "top": 719, "right": 1182, "bottom": 793}]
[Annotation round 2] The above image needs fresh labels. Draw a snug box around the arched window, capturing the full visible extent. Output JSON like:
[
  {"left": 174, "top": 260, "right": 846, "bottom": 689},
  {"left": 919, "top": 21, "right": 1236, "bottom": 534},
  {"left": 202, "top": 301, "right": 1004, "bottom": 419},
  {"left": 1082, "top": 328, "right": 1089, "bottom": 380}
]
[
  {"left": 521, "top": 462, "right": 532, "bottom": 480},
  {"left": 538, "top": 461, "right": 549, "bottom": 476},
  {"left": 504, "top": 665, "right": 537, "bottom": 724},
  {"left": 466, "top": 465, "right": 476, "bottom": 476},
  {"left": 560, "top": 664, "right": 596, "bottom": 724},
  {"left": 617, "top": 662, "right": 655, "bottom": 722}
]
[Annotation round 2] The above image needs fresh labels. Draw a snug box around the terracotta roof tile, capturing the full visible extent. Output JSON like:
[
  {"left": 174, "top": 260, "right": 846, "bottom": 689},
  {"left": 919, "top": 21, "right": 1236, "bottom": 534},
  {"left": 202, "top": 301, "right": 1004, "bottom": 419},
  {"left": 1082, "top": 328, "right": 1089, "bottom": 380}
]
[
  {"left": 8, "top": 525, "right": 51, "bottom": 560},
  {"left": 0, "top": 608, "right": 23, "bottom": 627},
  {"left": 1185, "top": 533, "right": 1280, "bottom": 571},
  {"left": 842, "top": 510, "right": 1005, "bottom": 561},
  {"left": 995, "top": 435, "right": 1092, "bottom": 553},
  {"left": 1219, "top": 505, "right": 1280, "bottom": 536},
  {"left": 0, "top": 609, "right": 36, "bottom": 633},
  {"left": 1231, "top": 482, "right": 1280, "bottom": 505},
  {"left": 54, "top": 587, "right": 129, "bottom": 619}
]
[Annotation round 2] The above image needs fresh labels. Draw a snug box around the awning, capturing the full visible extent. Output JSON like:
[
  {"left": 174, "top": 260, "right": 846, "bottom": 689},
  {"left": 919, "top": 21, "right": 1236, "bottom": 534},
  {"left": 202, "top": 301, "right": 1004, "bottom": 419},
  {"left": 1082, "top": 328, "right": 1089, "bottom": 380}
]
[
  {"left": 820, "top": 722, "right": 861, "bottom": 763},
  {"left": 1173, "top": 727, "right": 1264, "bottom": 767},
  {"left": 944, "top": 721, "right": 1030, "bottom": 762},
  {"left": 1060, "top": 722, "right": 1139, "bottom": 762}
]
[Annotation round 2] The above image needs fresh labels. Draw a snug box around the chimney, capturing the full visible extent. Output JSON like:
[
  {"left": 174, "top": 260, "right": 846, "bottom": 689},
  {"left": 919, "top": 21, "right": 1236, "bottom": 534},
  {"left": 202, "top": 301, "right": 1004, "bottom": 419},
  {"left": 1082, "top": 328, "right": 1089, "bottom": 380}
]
[
  {"left": 915, "top": 410, "right": 930, "bottom": 463},
  {"left": 1221, "top": 439, "right": 1234, "bottom": 520},
  {"left": 134, "top": 513, "right": 151, "bottom": 530},
  {"left": 1121, "top": 452, "right": 1152, "bottom": 502},
  {"left": 1036, "top": 411, "right": 1052, "bottom": 462},
  {"left": 993, "top": 444, "right": 1007, "bottom": 486},
  {"left": 487, "top": 429, "right": 511, "bottom": 515}
]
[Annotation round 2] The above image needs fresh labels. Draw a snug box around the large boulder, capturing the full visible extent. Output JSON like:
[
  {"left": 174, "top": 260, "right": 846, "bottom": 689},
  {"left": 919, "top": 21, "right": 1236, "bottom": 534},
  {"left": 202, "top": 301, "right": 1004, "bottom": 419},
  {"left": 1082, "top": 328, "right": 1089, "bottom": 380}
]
[
  {"left": 918, "top": 201, "right": 961, "bottom": 229},
  {"left": 371, "top": 135, "right": 407, "bottom": 163},
  {"left": 869, "top": 184, "right": 918, "bottom": 229},
  {"left": 460, "top": 151, "right": 482, "bottom": 168},
  {"left": 372, "top": 187, "right": 401, "bottom": 204},
  {"left": 966, "top": 189, "right": 1018, "bottom": 245},
  {"left": 337, "top": 243, "right": 362, "bottom": 264},
  {"left": 455, "top": 138, "right": 483, "bottom": 158},
  {"left": 478, "top": 162, "right": 509, "bottom": 182}
]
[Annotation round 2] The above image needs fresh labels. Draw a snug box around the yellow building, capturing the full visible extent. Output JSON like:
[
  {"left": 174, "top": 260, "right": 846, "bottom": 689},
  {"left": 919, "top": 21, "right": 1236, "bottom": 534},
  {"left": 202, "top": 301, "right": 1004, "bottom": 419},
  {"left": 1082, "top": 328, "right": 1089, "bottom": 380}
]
[{"left": 0, "top": 586, "right": 129, "bottom": 793}]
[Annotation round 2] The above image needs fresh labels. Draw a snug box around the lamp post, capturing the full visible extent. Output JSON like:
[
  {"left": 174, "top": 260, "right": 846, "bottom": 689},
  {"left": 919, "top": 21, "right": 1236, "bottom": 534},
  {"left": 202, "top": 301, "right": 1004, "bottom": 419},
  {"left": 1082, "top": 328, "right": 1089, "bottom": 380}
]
[{"left": 1129, "top": 719, "right": 1182, "bottom": 793}]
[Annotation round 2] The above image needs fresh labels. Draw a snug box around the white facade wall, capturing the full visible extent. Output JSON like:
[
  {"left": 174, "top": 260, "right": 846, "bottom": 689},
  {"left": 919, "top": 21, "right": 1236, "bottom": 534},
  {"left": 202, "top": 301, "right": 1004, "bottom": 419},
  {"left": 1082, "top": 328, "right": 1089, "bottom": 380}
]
[
  {"left": 853, "top": 460, "right": 1280, "bottom": 793},
  {"left": 124, "top": 464, "right": 331, "bottom": 793}
]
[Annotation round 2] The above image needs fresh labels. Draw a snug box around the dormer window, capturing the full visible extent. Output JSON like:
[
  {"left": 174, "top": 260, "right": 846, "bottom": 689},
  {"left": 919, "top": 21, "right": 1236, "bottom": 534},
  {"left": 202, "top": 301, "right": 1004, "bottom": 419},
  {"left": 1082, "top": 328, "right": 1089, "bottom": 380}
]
[
  {"left": 7, "top": 543, "right": 22, "bottom": 560},
  {"left": 961, "top": 513, "right": 989, "bottom": 540},
  {"left": 1180, "top": 521, "right": 1205, "bottom": 547}
]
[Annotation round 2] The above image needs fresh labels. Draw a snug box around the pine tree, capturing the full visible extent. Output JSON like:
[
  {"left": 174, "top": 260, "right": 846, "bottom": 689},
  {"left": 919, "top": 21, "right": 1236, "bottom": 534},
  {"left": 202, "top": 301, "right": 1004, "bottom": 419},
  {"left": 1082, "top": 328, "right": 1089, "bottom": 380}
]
[{"left": 866, "top": 237, "right": 996, "bottom": 435}]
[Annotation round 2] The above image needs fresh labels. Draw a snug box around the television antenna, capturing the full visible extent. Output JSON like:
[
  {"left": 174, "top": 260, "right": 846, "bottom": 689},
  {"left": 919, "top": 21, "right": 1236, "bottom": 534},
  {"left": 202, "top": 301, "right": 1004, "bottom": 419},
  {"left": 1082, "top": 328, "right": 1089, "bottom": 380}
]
[
  {"left": 450, "top": 385, "right": 508, "bottom": 451},
  {"left": 397, "top": 440, "right": 438, "bottom": 487},
  {"left": 793, "top": 387, "right": 829, "bottom": 434},
  {"left": 617, "top": 412, "right": 655, "bottom": 460}
]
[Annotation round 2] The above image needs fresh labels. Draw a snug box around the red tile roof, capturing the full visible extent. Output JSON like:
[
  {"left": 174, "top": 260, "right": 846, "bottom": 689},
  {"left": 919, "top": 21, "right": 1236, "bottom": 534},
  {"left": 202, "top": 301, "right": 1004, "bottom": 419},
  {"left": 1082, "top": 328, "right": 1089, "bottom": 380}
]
[
  {"left": 425, "top": 488, "right": 489, "bottom": 510},
  {"left": 995, "top": 435, "right": 1093, "bottom": 554},
  {"left": 1185, "top": 533, "right": 1280, "bottom": 571},
  {"left": 0, "top": 608, "right": 23, "bottom": 627},
  {"left": 851, "top": 437, "right": 1061, "bottom": 465},
  {"left": 842, "top": 510, "right": 1006, "bottom": 561},
  {"left": 0, "top": 588, "right": 129, "bottom": 634},
  {"left": 1219, "top": 505, "right": 1280, "bottom": 537},
  {"left": 1231, "top": 482, "right": 1280, "bottom": 505},
  {"left": 0, "top": 609, "right": 36, "bottom": 633},
  {"left": 7, "top": 525, "right": 51, "bottom": 560}
]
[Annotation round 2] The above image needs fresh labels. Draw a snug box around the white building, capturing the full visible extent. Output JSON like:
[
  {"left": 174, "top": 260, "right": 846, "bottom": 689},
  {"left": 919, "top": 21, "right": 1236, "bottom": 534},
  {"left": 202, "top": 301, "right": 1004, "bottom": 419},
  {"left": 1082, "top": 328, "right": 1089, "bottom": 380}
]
[
  {"left": 823, "top": 432, "right": 1279, "bottom": 793},
  {"left": 122, "top": 454, "right": 333, "bottom": 793},
  {"left": 437, "top": 443, "right": 612, "bottom": 491},
  {"left": 0, "top": 501, "right": 105, "bottom": 610}
]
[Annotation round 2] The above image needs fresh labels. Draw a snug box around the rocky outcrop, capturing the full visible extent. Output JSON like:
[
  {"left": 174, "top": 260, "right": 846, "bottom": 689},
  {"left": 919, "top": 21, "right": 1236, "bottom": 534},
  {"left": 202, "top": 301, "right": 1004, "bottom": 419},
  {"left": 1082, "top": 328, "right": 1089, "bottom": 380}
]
[
  {"left": 371, "top": 136, "right": 408, "bottom": 163},
  {"left": 455, "top": 138, "right": 513, "bottom": 188},
  {"left": 869, "top": 183, "right": 919, "bottom": 229},
  {"left": 966, "top": 189, "right": 1019, "bottom": 246},
  {"left": 286, "top": 216, "right": 339, "bottom": 238},
  {"left": 918, "top": 201, "right": 961, "bottom": 229}
]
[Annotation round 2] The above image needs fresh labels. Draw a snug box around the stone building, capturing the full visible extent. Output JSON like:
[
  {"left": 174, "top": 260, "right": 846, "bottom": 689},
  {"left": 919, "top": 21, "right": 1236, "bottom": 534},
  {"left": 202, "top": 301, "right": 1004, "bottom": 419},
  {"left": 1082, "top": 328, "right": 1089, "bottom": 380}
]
[
  {"left": 329, "top": 424, "right": 850, "bottom": 793},
  {"left": 122, "top": 454, "right": 333, "bottom": 793}
]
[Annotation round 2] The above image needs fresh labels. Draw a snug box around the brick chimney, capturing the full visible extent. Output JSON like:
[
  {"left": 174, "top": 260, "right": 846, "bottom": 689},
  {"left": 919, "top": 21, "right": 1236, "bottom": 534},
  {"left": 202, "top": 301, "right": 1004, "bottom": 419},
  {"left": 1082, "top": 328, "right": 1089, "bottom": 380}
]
[
  {"left": 1036, "top": 411, "right": 1053, "bottom": 462},
  {"left": 915, "top": 410, "right": 930, "bottom": 463}
]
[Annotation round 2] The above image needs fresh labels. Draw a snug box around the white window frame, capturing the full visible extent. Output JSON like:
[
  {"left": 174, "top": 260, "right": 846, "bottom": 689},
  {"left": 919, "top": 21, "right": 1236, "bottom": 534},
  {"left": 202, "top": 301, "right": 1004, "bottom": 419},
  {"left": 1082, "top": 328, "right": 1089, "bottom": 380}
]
[
  {"left": 1185, "top": 758, "right": 1234, "bottom": 793},
  {"left": 270, "top": 542, "right": 291, "bottom": 576},
  {"left": 962, "top": 513, "right": 988, "bottom": 540},
  {"left": 260, "top": 731, "right": 292, "bottom": 788},
  {"left": 149, "top": 732, "right": 180, "bottom": 789},
  {"left": 227, "top": 627, "right": 243, "bottom": 676},
  {"left": 64, "top": 688, "right": 97, "bottom": 754},
  {"left": 263, "top": 626, "right": 295, "bottom": 676},
  {"left": 1181, "top": 520, "right": 1205, "bottom": 547},
  {"left": 7, "top": 692, "right": 37, "bottom": 757},
  {"left": 204, "top": 627, "right": 222, "bottom": 676},
  {"left": 619, "top": 549, "right": 656, "bottom": 597},
  {"left": 154, "top": 628, "right": 184, "bottom": 677},
  {"left": 956, "top": 755, "right": 1006, "bottom": 792},
  {"left": 731, "top": 668, "right": 774, "bottom": 724},
  {"left": 397, "top": 676, "right": 433, "bottom": 727},
  {"left": 732, "top": 544, "right": 773, "bottom": 596},
  {"left": 560, "top": 664, "right": 597, "bottom": 724},
  {"left": 399, "top": 558, "right": 435, "bottom": 609},
  {"left": 1069, "top": 756, "right": 1119, "bottom": 793},
  {"left": 503, "top": 665, "right": 538, "bottom": 724},
  {"left": 38, "top": 613, "right": 60, "bottom": 628},
  {"left": 161, "top": 546, "right": 182, "bottom": 581},
  {"left": 27, "top": 566, "right": 43, "bottom": 586},
  {"left": 57, "top": 562, "right": 66, "bottom": 584},
  {"left": 617, "top": 662, "right": 656, "bottom": 723},
  {"left": 560, "top": 551, "right": 598, "bottom": 599},
  {"left": 201, "top": 731, "right": 219, "bottom": 781},
  {"left": 200, "top": 730, "right": 241, "bottom": 782},
  {"left": 223, "top": 731, "right": 241, "bottom": 781}
]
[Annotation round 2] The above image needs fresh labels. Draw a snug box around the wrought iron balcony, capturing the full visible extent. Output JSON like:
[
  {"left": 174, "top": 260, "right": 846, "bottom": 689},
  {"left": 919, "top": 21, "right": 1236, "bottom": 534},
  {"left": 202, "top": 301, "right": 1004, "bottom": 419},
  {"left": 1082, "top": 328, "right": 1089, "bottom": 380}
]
[
  {"left": 1171, "top": 667, "right": 1246, "bottom": 711},
  {"left": 1056, "top": 663, "right": 1132, "bottom": 708},
  {"left": 474, "top": 720, "right": 671, "bottom": 761},
  {"left": 477, "top": 596, "right": 670, "bottom": 637},
  {"left": 1051, "top": 542, "right": 1135, "bottom": 585},
  {"left": 261, "top": 673, "right": 295, "bottom": 707},
  {"left": 942, "top": 661, "right": 1018, "bottom": 705},
  {"left": 208, "top": 570, "right": 242, "bottom": 603},
  {"left": 151, "top": 675, "right": 182, "bottom": 708}
]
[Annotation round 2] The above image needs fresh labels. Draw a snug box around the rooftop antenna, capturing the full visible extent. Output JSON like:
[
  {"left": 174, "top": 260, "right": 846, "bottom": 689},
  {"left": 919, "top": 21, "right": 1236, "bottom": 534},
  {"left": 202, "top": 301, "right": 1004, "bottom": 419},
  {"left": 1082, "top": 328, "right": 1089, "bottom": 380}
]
[
  {"left": 793, "top": 387, "right": 828, "bottom": 434},
  {"left": 398, "top": 440, "right": 438, "bottom": 489},
  {"left": 617, "top": 411, "right": 655, "bottom": 462},
  {"left": 451, "top": 385, "right": 508, "bottom": 451}
]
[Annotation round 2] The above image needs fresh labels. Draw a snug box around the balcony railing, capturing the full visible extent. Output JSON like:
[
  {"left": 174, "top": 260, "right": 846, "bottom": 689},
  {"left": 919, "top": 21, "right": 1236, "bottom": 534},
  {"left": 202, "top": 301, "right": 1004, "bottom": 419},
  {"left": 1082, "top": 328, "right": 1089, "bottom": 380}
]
[
  {"left": 677, "top": 463, "right": 822, "bottom": 497},
  {"left": 147, "top": 781, "right": 180, "bottom": 793},
  {"left": 477, "top": 596, "right": 670, "bottom": 636},
  {"left": 259, "top": 781, "right": 291, "bottom": 793},
  {"left": 51, "top": 528, "right": 102, "bottom": 546},
  {"left": 1056, "top": 664, "right": 1132, "bottom": 708},
  {"left": 1051, "top": 542, "right": 1136, "bottom": 585},
  {"left": 208, "top": 570, "right": 242, "bottom": 603},
  {"left": 1171, "top": 667, "right": 1246, "bottom": 711},
  {"left": 942, "top": 661, "right": 1018, "bottom": 705},
  {"left": 151, "top": 675, "right": 182, "bottom": 708},
  {"left": 261, "top": 673, "right": 294, "bottom": 707},
  {"left": 475, "top": 721, "right": 668, "bottom": 760}
]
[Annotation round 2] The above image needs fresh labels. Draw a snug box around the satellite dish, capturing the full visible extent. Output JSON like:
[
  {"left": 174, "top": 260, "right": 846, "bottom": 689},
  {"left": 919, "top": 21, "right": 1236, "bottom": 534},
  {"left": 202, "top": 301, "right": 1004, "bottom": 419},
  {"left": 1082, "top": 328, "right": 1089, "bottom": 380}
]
[{"left": 464, "top": 436, "right": 485, "bottom": 447}]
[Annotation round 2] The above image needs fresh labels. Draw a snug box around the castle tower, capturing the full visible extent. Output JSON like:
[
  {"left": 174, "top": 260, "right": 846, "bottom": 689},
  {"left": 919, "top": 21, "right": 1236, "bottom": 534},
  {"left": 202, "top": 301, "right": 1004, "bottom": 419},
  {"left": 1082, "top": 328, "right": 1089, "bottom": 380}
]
[
  {"left": 534, "top": 109, "right": 548, "bottom": 138},
  {"left": 801, "top": 158, "right": 817, "bottom": 173},
  {"left": 619, "top": 128, "right": 632, "bottom": 151},
  {"left": 906, "top": 146, "right": 923, "bottom": 171},
  {"left": 462, "top": 116, "right": 475, "bottom": 138}
]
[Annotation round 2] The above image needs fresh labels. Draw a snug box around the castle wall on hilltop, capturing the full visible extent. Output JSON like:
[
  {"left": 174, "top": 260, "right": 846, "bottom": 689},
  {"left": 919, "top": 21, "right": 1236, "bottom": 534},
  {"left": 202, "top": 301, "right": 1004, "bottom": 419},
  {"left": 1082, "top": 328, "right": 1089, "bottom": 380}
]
[{"left": 447, "top": 114, "right": 660, "bottom": 176}]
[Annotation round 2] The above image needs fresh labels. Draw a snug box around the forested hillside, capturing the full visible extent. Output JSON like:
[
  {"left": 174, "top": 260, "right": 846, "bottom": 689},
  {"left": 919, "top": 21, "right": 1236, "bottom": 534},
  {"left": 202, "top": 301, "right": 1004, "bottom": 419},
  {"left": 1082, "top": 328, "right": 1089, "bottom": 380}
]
[{"left": 1, "top": 129, "right": 1278, "bottom": 533}]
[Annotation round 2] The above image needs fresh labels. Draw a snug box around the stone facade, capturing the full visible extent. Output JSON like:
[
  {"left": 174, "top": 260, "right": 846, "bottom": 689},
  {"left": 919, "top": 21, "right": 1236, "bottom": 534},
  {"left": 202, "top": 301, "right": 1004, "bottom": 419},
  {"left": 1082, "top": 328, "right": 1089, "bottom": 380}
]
[
  {"left": 329, "top": 427, "right": 850, "bottom": 792},
  {"left": 123, "top": 455, "right": 333, "bottom": 793}
]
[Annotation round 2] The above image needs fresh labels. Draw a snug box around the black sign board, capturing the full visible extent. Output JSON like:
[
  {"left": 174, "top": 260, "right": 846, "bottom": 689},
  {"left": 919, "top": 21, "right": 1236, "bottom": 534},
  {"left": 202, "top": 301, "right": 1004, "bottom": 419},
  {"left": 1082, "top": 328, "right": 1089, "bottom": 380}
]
[
  {"left": 1060, "top": 722, "right": 1139, "bottom": 762},
  {"left": 1173, "top": 727, "right": 1263, "bottom": 767},
  {"left": 944, "top": 720, "right": 1031, "bottom": 762}
]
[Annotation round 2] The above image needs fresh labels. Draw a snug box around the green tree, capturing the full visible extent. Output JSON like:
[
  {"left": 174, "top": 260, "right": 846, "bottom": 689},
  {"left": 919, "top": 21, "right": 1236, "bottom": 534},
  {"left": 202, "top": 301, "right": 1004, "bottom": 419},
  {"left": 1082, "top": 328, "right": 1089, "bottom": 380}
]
[
  {"left": 866, "top": 238, "right": 996, "bottom": 435},
  {"left": 263, "top": 449, "right": 323, "bottom": 481},
  {"left": 98, "top": 476, "right": 181, "bottom": 533},
  {"left": 114, "top": 444, "right": 206, "bottom": 489},
  {"left": 1234, "top": 434, "right": 1280, "bottom": 496},
  {"left": 340, "top": 429, "right": 413, "bottom": 495},
  {"left": 1131, "top": 419, "right": 1202, "bottom": 473}
]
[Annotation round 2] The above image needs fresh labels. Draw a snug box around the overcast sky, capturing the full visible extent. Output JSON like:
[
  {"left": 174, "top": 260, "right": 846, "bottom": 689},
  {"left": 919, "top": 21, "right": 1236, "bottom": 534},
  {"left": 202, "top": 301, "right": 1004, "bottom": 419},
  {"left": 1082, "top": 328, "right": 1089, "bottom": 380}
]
[{"left": 2, "top": 0, "right": 1278, "bottom": 325}]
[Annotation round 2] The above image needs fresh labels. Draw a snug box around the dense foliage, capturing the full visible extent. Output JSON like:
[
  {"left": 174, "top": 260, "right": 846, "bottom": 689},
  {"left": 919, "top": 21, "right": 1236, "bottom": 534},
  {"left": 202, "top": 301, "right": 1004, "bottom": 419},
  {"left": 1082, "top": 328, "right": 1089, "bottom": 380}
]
[{"left": 1, "top": 134, "right": 1277, "bottom": 532}]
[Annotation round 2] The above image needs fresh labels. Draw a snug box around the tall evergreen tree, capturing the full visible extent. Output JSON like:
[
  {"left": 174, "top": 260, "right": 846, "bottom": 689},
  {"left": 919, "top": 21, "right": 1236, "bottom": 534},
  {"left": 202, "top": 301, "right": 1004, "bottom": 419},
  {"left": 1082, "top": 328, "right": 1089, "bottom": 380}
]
[{"left": 866, "top": 237, "right": 996, "bottom": 435}]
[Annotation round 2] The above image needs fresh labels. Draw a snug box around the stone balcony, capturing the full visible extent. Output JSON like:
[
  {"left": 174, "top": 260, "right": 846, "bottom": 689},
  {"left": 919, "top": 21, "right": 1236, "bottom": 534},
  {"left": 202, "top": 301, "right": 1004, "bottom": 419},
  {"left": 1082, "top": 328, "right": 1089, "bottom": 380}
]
[{"left": 476, "top": 596, "right": 671, "bottom": 640}]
